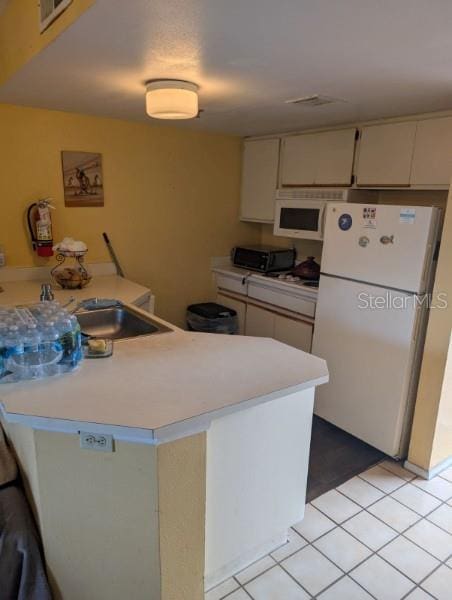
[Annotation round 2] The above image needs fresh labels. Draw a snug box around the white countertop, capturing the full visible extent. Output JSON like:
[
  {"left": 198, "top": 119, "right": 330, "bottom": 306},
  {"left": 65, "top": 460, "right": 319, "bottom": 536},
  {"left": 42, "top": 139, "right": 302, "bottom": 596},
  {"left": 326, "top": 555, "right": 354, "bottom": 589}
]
[
  {"left": 0, "top": 315, "right": 328, "bottom": 444},
  {"left": 0, "top": 275, "right": 151, "bottom": 307},
  {"left": 251, "top": 272, "right": 319, "bottom": 296},
  {"left": 212, "top": 265, "right": 318, "bottom": 298}
]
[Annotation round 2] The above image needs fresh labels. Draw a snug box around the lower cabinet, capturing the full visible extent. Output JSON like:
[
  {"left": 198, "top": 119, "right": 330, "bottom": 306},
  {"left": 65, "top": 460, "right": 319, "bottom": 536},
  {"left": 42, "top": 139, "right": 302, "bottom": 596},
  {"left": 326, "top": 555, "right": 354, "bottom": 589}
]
[
  {"left": 216, "top": 294, "right": 314, "bottom": 352},
  {"left": 216, "top": 293, "right": 247, "bottom": 335},
  {"left": 244, "top": 303, "right": 274, "bottom": 338},
  {"left": 245, "top": 304, "right": 313, "bottom": 353},
  {"left": 273, "top": 313, "right": 313, "bottom": 352}
]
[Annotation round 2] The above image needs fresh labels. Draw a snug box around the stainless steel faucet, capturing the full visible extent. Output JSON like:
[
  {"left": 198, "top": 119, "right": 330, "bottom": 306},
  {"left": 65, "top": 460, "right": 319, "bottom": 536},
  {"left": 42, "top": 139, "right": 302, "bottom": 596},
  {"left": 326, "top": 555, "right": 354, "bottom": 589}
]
[{"left": 40, "top": 283, "right": 55, "bottom": 302}]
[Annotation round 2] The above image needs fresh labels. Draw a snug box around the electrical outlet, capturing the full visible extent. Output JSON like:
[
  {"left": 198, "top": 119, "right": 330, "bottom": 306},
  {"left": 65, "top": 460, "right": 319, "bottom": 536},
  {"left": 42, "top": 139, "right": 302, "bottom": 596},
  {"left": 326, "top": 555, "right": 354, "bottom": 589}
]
[{"left": 80, "top": 431, "right": 114, "bottom": 452}]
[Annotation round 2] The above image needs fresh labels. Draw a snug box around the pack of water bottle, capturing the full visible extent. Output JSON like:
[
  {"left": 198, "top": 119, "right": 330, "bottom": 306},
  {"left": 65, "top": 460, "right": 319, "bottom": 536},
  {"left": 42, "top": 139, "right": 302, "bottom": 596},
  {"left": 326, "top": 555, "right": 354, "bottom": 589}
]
[{"left": 0, "top": 301, "right": 83, "bottom": 383}]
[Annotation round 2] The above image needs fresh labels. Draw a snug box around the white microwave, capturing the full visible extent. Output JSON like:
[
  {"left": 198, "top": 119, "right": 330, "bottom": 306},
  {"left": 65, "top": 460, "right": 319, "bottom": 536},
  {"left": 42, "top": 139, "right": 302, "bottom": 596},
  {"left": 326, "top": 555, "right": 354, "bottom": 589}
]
[{"left": 273, "top": 188, "right": 376, "bottom": 240}]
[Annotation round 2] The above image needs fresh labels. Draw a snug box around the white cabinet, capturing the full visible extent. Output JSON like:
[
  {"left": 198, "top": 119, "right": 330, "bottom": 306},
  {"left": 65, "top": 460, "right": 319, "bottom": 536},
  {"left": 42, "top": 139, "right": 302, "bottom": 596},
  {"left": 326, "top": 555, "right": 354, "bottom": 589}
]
[
  {"left": 280, "top": 128, "right": 356, "bottom": 186},
  {"left": 245, "top": 304, "right": 313, "bottom": 352},
  {"left": 411, "top": 117, "right": 452, "bottom": 186},
  {"left": 281, "top": 133, "right": 318, "bottom": 186},
  {"left": 240, "top": 138, "right": 280, "bottom": 223},
  {"left": 244, "top": 304, "right": 274, "bottom": 338},
  {"left": 216, "top": 293, "right": 247, "bottom": 335},
  {"left": 274, "top": 314, "right": 313, "bottom": 353},
  {"left": 356, "top": 121, "right": 417, "bottom": 186},
  {"left": 241, "top": 115, "right": 452, "bottom": 196}
]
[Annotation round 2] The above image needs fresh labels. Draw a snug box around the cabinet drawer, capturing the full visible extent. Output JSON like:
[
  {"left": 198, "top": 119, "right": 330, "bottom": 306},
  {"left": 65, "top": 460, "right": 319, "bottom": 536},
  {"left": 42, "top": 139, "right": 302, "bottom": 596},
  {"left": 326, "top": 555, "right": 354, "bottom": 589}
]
[
  {"left": 248, "top": 281, "right": 316, "bottom": 318},
  {"left": 215, "top": 271, "right": 248, "bottom": 295},
  {"left": 244, "top": 304, "right": 313, "bottom": 353}
]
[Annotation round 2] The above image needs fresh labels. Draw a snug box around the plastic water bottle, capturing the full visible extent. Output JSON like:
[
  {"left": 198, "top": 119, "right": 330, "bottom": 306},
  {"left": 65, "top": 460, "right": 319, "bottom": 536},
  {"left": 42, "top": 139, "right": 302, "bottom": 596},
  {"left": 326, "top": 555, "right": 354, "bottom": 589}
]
[
  {"left": 40, "top": 320, "right": 62, "bottom": 355},
  {"left": 55, "top": 313, "right": 83, "bottom": 371},
  {"left": 4, "top": 326, "right": 25, "bottom": 379},
  {"left": 0, "top": 329, "right": 6, "bottom": 379},
  {"left": 4, "top": 325, "right": 24, "bottom": 359},
  {"left": 0, "top": 322, "right": 10, "bottom": 377},
  {"left": 23, "top": 324, "right": 41, "bottom": 354},
  {"left": 1, "top": 301, "right": 83, "bottom": 381},
  {"left": 35, "top": 321, "right": 63, "bottom": 378}
]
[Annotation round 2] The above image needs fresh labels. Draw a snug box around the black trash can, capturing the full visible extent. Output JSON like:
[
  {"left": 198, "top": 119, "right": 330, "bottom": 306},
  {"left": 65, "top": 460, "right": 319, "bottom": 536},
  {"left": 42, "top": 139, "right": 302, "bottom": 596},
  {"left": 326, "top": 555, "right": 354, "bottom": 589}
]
[{"left": 187, "top": 302, "right": 239, "bottom": 334}]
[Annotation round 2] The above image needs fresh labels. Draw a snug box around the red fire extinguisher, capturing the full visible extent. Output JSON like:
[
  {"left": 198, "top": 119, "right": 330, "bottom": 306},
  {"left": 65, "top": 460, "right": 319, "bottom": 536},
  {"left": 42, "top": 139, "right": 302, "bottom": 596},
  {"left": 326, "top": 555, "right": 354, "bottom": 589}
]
[{"left": 27, "top": 199, "right": 55, "bottom": 257}]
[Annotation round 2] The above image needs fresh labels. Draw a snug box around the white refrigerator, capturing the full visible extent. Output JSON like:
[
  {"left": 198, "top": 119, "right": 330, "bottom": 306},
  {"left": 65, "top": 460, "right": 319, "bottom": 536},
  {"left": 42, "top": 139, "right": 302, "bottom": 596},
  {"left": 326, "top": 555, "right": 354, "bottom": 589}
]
[{"left": 312, "top": 203, "right": 441, "bottom": 457}]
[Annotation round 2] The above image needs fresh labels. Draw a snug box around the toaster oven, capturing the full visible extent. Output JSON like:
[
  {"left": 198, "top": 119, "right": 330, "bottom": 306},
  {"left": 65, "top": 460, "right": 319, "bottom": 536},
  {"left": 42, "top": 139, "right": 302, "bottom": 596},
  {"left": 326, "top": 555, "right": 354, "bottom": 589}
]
[{"left": 231, "top": 245, "right": 295, "bottom": 273}]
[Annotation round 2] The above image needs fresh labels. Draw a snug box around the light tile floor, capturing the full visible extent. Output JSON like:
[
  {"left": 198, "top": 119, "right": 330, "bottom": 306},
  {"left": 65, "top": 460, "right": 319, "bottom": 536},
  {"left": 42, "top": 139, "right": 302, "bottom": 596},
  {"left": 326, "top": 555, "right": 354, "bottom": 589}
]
[{"left": 205, "top": 460, "right": 452, "bottom": 600}]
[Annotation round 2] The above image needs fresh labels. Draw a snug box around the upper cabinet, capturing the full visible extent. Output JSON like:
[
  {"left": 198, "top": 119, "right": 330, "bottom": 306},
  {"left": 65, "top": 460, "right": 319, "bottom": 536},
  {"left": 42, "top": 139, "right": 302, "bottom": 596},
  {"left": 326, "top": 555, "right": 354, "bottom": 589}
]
[
  {"left": 240, "top": 116, "right": 452, "bottom": 214},
  {"left": 356, "top": 122, "right": 417, "bottom": 187},
  {"left": 280, "top": 128, "right": 356, "bottom": 186},
  {"left": 411, "top": 117, "right": 452, "bottom": 186},
  {"left": 240, "top": 138, "right": 280, "bottom": 223}
]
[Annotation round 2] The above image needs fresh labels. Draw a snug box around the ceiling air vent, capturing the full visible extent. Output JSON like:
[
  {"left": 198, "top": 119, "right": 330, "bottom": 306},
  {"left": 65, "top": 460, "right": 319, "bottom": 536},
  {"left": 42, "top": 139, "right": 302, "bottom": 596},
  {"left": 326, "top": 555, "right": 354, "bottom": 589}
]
[
  {"left": 285, "top": 94, "right": 343, "bottom": 107},
  {"left": 39, "top": 0, "right": 72, "bottom": 33}
]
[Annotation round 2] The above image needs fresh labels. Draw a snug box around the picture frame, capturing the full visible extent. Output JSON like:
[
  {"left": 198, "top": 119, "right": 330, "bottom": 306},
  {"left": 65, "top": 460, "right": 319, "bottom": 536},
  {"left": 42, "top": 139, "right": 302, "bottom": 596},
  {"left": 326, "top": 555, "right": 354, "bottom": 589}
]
[{"left": 61, "top": 150, "right": 104, "bottom": 207}]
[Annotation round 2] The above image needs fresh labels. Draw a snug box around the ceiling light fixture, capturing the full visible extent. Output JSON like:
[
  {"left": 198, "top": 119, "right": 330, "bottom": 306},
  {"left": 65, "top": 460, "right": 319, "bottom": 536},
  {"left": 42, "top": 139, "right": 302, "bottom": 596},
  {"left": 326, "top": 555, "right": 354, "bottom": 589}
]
[{"left": 145, "top": 80, "right": 199, "bottom": 120}]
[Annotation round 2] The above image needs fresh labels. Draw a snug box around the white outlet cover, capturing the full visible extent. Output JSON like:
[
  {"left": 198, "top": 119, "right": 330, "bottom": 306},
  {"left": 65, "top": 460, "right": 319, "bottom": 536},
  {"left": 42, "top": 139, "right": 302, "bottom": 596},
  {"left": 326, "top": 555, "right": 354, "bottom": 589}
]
[{"left": 80, "top": 431, "right": 114, "bottom": 452}]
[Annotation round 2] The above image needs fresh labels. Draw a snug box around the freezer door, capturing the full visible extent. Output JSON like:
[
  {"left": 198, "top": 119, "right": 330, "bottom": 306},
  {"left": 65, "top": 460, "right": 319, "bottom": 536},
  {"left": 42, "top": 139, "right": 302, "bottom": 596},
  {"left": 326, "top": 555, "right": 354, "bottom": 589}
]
[
  {"left": 322, "top": 203, "right": 438, "bottom": 293},
  {"left": 312, "top": 275, "right": 421, "bottom": 456}
]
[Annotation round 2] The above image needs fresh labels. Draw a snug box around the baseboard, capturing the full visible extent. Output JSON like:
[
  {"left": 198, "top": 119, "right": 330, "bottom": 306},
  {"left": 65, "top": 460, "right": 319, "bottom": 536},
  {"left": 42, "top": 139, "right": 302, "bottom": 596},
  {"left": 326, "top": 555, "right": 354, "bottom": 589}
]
[
  {"left": 204, "top": 531, "right": 287, "bottom": 592},
  {"left": 404, "top": 455, "right": 452, "bottom": 480}
]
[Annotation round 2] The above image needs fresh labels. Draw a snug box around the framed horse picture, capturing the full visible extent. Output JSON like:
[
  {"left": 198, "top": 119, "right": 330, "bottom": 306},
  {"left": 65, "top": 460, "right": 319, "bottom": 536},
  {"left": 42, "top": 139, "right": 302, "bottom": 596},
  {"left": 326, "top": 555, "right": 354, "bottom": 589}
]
[{"left": 61, "top": 151, "right": 104, "bottom": 207}]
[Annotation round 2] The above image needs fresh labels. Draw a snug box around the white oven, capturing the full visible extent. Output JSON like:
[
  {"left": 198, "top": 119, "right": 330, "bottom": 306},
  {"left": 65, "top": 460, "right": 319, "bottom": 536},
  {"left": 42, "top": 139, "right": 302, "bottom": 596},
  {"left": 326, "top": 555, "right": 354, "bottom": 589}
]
[{"left": 273, "top": 188, "right": 377, "bottom": 241}]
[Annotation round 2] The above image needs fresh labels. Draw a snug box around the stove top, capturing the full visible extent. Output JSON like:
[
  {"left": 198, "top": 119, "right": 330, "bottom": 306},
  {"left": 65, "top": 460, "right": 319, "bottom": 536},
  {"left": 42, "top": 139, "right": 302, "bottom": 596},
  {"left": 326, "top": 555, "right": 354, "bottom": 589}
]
[{"left": 264, "top": 271, "right": 319, "bottom": 288}]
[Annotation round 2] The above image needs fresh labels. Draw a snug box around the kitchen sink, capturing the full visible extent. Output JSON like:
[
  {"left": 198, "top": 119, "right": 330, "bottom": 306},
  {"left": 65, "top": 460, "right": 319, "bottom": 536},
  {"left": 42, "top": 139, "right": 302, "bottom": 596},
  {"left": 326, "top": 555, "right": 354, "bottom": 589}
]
[{"left": 76, "top": 305, "right": 172, "bottom": 340}]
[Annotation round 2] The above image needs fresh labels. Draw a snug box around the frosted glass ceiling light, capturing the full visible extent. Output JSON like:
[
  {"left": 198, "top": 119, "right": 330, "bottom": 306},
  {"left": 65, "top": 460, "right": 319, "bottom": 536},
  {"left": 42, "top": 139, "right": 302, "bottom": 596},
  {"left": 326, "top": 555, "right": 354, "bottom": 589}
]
[{"left": 145, "top": 80, "right": 199, "bottom": 119}]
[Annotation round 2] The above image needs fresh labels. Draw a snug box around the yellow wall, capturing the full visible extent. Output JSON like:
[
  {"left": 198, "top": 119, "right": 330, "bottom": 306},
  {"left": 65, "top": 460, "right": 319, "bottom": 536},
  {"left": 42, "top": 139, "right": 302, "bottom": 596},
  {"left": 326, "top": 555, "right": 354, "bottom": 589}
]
[
  {"left": 4, "top": 422, "right": 162, "bottom": 600},
  {"left": 0, "top": 0, "right": 95, "bottom": 85},
  {"left": 4, "top": 420, "right": 207, "bottom": 600},
  {"left": 260, "top": 225, "right": 323, "bottom": 264},
  {"left": 158, "top": 433, "right": 206, "bottom": 600},
  {"left": 409, "top": 185, "right": 452, "bottom": 471},
  {"left": 430, "top": 333, "right": 452, "bottom": 467},
  {"left": 0, "top": 103, "right": 259, "bottom": 325}
]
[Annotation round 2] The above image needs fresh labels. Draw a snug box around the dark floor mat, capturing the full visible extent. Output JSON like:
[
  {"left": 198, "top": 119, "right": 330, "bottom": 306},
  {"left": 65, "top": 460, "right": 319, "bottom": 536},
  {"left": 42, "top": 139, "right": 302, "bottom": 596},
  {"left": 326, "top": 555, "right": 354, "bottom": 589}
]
[{"left": 307, "top": 416, "right": 386, "bottom": 503}]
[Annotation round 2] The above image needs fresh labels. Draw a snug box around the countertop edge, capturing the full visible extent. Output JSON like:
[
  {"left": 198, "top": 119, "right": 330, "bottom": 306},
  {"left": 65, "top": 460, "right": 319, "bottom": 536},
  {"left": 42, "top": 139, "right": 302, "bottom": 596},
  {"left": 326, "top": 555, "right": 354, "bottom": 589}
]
[
  {"left": 0, "top": 274, "right": 152, "bottom": 308},
  {"left": 0, "top": 374, "right": 328, "bottom": 445}
]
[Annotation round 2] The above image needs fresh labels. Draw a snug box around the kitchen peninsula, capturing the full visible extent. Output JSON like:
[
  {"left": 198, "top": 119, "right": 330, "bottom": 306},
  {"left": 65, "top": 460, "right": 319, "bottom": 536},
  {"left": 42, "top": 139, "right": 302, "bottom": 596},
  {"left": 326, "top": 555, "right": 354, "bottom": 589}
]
[{"left": 0, "top": 295, "right": 327, "bottom": 600}]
